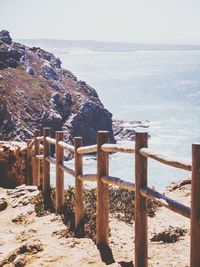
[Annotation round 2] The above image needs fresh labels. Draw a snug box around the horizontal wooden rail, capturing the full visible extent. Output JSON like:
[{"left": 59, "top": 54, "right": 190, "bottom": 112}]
[
  {"left": 77, "top": 144, "right": 97, "bottom": 154},
  {"left": 140, "top": 186, "right": 190, "bottom": 219},
  {"left": 78, "top": 174, "right": 97, "bottom": 182},
  {"left": 36, "top": 154, "right": 43, "bottom": 160},
  {"left": 59, "top": 163, "right": 75, "bottom": 177},
  {"left": 45, "top": 137, "right": 56, "bottom": 145},
  {"left": 58, "top": 141, "right": 75, "bottom": 152},
  {"left": 101, "top": 143, "right": 135, "bottom": 154},
  {"left": 101, "top": 175, "right": 135, "bottom": 190},
  {"left": 140, "top": 148, "right": 192, "bottom": 172},
  {"left": 36, "top": 136, "right": 44, "bottom": 141},
  {"left": 20, "top": 145, "right": 28, "bottom": 152},
  {"left": 45, "top": 156, "right": 56, "bottom": 165}
]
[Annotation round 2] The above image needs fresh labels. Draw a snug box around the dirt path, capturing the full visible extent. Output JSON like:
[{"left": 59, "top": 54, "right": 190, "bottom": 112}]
[{"left": 0, "top": 181, "right": 191, "bottom": 267}]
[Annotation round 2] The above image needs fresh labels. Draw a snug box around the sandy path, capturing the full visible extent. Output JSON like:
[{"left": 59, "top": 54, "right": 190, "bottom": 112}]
[{"left": 0, "top": 181, "right": 191, "bottom": 267}]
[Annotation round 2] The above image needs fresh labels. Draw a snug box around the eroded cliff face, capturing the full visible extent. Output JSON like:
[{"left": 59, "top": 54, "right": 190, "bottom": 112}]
[{"left": 0, "top": 30, "right": 115, "bottom": 145}]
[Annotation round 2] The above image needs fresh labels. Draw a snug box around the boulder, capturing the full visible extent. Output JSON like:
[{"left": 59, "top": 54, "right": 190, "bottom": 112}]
[
  {"left": 0, "top": 30, "right": 12, "bottom": 45},
  {"left": 25, "top": 66, "right": 35, "bottom": 75},
  {"left": 50, "top": 57, "right": 61, "bottom": 68},
  {"left": 0, "top": 197, "right": 8, "bottom": 211},
  {"left": 0, "top": 48, "right": 23, "bottom": 69},
  {"left": 51, "top": 92, "right": 72, "bottom": 119},
  {"left": 112, "top": 119, "right": 149, "bottom": 141},
  {"left": 43, "top": 64, "right": 58, "bottom": 80},
  {"left": 78, "top": 80, "right": 98, "bottom": 98},
  {"left": 64, "top": 101, "right": 115, "bottom": 145}
]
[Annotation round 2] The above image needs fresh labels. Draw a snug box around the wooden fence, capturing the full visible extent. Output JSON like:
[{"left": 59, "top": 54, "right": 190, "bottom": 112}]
[{"left": 25, "top": 127, "right": 200, "bottom": 267}]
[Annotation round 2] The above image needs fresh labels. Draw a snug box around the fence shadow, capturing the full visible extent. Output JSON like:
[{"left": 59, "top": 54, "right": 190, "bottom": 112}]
[
  {"left": 118, "top": 261, "right": 134, "bottom": 267},
  {"left": 97, "top": 244, "right": 115, "bottom": 265},
  {"left": 97, "top": 244, "right": 134, "bottom": 266}
]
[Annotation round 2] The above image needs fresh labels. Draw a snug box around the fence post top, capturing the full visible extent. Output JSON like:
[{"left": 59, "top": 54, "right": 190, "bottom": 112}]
[
  {"left": 97, "top": 131, "right": 109, "bottom": 134},
  {"left": 192, "top": 143, "right": 200, "bottom": 148},
  {"left": 135, "top": 131, "right": 148, "bottom": 135},
  {"left": 43, "top": 127, "right": 51, "bottom": 130},
  {"left": 74, "top": 136, "right": 83, "bottom": 140}
]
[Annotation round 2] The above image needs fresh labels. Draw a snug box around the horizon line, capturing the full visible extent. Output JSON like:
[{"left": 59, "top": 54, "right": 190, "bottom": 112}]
[{"left": 15, "top": 38, "right": 200, "bottom": 47}]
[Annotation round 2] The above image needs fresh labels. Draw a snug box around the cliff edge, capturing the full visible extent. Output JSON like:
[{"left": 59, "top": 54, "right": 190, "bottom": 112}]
[{"left": 0, "top": 30, "right": 115, "bottom": 145}]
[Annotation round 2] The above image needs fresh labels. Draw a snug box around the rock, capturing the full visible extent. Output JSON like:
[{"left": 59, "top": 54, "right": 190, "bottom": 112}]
[
  {"left": 0, "top": 61, "right": 7, "bottom": 69},
  {"left": 43, "top": 64, "right": 58, "bottom": 80},
  {"left": 7, "top": 48, "right": 23, "bottom": 60},
  {"left": 64, "top": 101, "right": 115, "bottom": 145},
  {"left": 29, "top": 46, "right": 40, "bottom": 53},
  {"left": 0, "top": 47, "right": 23, "bottom": 69},
  {"left": 0, "top": 197, "right": 8, "bottom": 211},
  {"left": 0, "top": 239, "right": 43, "bottom": 267},
  {"left": 19, "top": 240, "right": 44, "bottom": 254},
  {"left": 166, "top": 179, "right": 191, "bottom": 192},
  {"left": 113, "top": 119, "right": 149, "bottom": 141},
  {"left": 78, "top": 80, "right": 98, "bottom": 98},
  {"left": 150, "top": 226, "right": 187, "bottom": 243},
  {"left": 25, "top": 66, "right": 35, "bottom": 75},
  {"left": 0, "top": 30, "right": 12, "bottom": 44},
  {"left": 7, "top": 185, "right": 38, "bottom": 196},
  {"left": 13, "top": 254, "right": 27, "bottom": 266},
  {"left": 7, "top": 185, "right": 39, "bottom": 207},
  {"left": 37, "top": 49, "right": 53, "bottom": 61},
  {"left": 41, "top": 108, "right": 62, "bottom": 132},
  {"left": 51, "top": 92, "right": 72, "bottom": 119},
  {"left": 49, "top": 83, "right": 64, "bottom": 92},
  {"left": 50, "top": 57, "right": 61, "bottom": 68},
  {"left": 12, "top": 205, "right": 36, "bottom": 224},
  {"left": 15, "top": 184, "right": 38, "bottom": 192}
]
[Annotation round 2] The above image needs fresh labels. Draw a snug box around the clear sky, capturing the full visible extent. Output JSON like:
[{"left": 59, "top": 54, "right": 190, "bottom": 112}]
[{"left": 1, "top": 0, "right": 200, "bottom": 44}]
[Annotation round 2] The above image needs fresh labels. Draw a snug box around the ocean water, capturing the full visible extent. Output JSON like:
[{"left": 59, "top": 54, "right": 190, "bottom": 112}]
[{"left": 50, "top": 49, "right": 200, "bottom": 190}]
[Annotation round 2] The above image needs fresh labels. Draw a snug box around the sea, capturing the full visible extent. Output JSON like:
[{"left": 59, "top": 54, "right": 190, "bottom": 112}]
[{"left": 21, "top": 40, "right": 200, "bottom": 190}]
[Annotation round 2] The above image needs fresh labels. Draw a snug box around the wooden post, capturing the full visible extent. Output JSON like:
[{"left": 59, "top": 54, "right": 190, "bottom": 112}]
[
  {"left": 33, "top": 130, "right": 40, "bottom": 186},
  {"left": 74, "top": 137, "right": 84, "bottom": 234},
  {"left": 96, "top": 131, "right": 109, "bottom": 246},
  {"left": 56, "top": 131, "right": 64, "bottom": 213},
  {"left": 191, "top": 143, "right": 200, "bottom": 267},
  {"left": 135, "top": 132, "right": 148, "bottom": 267},
  {"left": 43, "top": 128, "right": 51, "bottom": 196},
  {"left": 26, "top": 139, "right": 32, "bottom": 185}
]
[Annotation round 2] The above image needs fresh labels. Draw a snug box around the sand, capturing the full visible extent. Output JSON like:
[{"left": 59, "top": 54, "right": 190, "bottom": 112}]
[{"left": 0, "top": 180, "right": 191, "bottom": 267}]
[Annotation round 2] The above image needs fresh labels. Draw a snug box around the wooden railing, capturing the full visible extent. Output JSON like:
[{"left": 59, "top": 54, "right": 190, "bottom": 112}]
[{"left": 25, "top": 127, "right": 200, "bottom": 267}]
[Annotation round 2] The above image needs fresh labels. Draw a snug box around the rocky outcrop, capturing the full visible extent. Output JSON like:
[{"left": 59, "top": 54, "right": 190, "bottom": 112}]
[
  {"left": 0, "top": 30, "right": 115, "bottom": 145},
  {"left": 112, "top": 119, "right": 149, "bottom": 141},
  {"left": 0, "top": 197, "right": 7, "bottom": 211},
  {"left": 0, "top": 30, "right": 12, "bottom": 45},
  {"left": 0, "top": 141, "right": 28, "bottom": 188},
  {"left": 64, "top": 101, "right": 115, "bottom": 145}
]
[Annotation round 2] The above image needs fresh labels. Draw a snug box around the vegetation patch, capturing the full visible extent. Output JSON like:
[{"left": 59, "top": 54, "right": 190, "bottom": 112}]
[
  {"left": 150, "top": 226, "right": 187, "bottom": 243},
  {"left": 33, "top": 186, "right": 160, "bottom": 242}
]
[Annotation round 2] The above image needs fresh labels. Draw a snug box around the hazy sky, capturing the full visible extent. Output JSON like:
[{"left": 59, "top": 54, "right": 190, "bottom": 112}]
[{"left": 1, "top": 0, "right": 200, "bottom": 44}]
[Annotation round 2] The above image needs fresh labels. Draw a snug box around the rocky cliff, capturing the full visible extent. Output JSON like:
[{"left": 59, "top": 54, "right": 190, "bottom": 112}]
[{"left": 0, "top": 30, "right": 115, "bottom": 145}]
